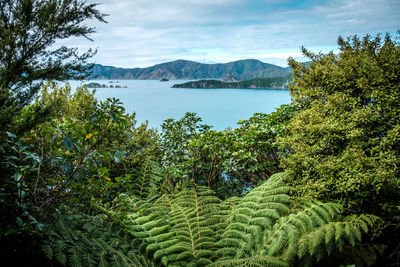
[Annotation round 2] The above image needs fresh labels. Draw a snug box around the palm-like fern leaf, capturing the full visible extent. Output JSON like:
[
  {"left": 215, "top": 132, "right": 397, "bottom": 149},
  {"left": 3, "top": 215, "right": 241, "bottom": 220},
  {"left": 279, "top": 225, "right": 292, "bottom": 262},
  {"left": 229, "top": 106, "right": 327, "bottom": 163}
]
[
  {"left": 42, "top": 213, "right": 155, "bottom": 266},
  {"left": 216, "top": 173, "right": 291, "bottom": 260},
  {"left": 125, "top": 186, "right": 223, "bottom": 266},
  {"left": 132, "top": 157, "right": 163, "bottom": 200},
  {"left": 294, "top": 214, "right": 382, "bottom": 266},
  {"left": 208, "top": 256, "right": 289, "bottom": 267},
  {"left": 119, "top": 172, "right": 381, "bottom": 266},
  {"left": 214, "top": 173, "right": 381, "bottom": 266}
]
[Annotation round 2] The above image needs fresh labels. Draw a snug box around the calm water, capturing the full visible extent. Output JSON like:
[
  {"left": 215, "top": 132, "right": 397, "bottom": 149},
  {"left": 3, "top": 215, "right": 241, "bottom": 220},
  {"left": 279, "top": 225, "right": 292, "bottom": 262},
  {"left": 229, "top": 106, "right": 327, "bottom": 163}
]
[{"left": 67, "top": 80, "right": 291, "bottom": 130}]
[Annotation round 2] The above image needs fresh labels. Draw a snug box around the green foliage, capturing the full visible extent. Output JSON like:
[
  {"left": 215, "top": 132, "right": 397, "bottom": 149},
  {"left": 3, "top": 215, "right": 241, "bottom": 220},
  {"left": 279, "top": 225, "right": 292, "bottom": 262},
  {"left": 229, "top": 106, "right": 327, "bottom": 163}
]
[
  {"left": 119, "top": 173, "right": 381, "bottom": 266},
  {"left": 0, "top": 0, "right": 106, "bottom": 133},
  {"left": 160, "top": 112, "right": 211, "bottom": 191},
  {"left": 215, "top": 173, "right": 292, "bottom": 261},
  {"left": 37, "top": 81, "right": 98, "bottom": 121},
  {"left": 1, "top": 80, "right": 162, "bottom": 231},
  {"left": 160, "top": 104, "right": 298, "bottom": 198},
  {"left": 0, "top": 3, "right": 109, "bottom": 259},
  {"left": 123, "top": 186, "right": 221, "bottom": 266},
  {"left": 0, "top": 131, "right": 46, "bottom": 265},
  {"left": 12, "top": 82, "right": 159, "bottom": 213},
  {"left": 172, "top": 74, "right": 292, "bottom": 89},
  {"left": 215, "top": 173, "right": 382, "bottom": 267},
  {"left": 282, "top": 33, "right": 400, "bottom": 217},
  {"left": 42, "top": 212, "right": 155, "bottom": 267},
  {"left": 224, "top": 103, "right": 299, "bottom": 183},
  {"left": 280, "top": 32, "right": 400, "bottom": 265}
]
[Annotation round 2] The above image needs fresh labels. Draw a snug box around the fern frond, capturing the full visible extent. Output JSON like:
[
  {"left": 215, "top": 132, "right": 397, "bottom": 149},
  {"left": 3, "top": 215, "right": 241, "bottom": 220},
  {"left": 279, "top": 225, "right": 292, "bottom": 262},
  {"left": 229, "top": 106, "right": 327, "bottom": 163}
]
[
  {"left": 126, "top": 157, "right": 164, "bottom": 202},
  {"left": 208, "top": 256, "right": 289, "bottom": 267},
  {"left": 124, "top": 186, "right": 223, "bottom": 266},
  {"left": 296, "top": 214, "right": 381, "bottom": 261},
  {"left": 216, "top": 173, "right": 291, "bottom": 260},
  {"left": 213, "top": 173, "right": 382, "bottom": 266},
  {"left": 115, "top": 172, "right": 383, "bottom": 266},
  {"left": 42, "top": 213, "right": 155, "bottom": 267},
  {"left": 263, "top": 202, "right": 340, "bottom": 259}
]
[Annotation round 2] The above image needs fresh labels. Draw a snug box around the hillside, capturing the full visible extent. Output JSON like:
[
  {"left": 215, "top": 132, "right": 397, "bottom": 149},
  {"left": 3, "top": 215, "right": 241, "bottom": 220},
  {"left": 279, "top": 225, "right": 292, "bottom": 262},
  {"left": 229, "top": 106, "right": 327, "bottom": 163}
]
[
  {"left": 89, "top": 59, "right": 291, "bottom": 80},
  {"left": 172, "top": 74, "right": 292, "bottom": 89}
]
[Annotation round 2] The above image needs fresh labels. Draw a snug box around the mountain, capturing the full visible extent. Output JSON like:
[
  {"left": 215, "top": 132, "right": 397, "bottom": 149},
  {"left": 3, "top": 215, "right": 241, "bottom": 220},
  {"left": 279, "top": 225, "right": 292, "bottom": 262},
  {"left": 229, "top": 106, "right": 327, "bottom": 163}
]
[
  {"left": 172, "top": 74, "right": 292, "bottom": 89},
  {"left": 89, "top": 59, "right": 291, "bottom": 80}
]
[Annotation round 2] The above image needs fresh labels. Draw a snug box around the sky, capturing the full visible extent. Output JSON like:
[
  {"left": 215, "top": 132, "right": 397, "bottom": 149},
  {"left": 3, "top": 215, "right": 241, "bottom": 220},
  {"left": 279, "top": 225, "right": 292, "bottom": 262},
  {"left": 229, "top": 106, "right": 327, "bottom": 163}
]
[{"left": 63, "top": 0, "right": 400, "bottom": 68}]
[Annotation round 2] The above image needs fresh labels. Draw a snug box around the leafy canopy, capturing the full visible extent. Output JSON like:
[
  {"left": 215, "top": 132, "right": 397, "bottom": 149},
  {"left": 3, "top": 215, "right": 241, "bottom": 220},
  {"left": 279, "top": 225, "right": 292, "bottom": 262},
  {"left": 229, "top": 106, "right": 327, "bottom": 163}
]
[
  {"left": 282, "top": 32, "right": 400, "bottom": 217},
  {"left": 0, "top": 0, "right": 106, "bottom": 131},
  {"left": 159, "top": 104, "right": 298, "bottom": 199}
]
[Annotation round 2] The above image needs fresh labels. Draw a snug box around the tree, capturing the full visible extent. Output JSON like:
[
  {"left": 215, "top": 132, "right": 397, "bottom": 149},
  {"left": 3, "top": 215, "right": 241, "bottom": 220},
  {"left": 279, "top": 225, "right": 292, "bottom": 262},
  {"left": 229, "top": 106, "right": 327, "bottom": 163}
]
[
  {"left": 0, "top": 0, "right": 106, "bottom": 131},
  {"left": 159, "top": 105, "right": 299, "bottom": 199},
  {"left": 160, "top": 112, "right": 211, "bottom": 191},
  {"left": 281, "top": 32, "right": 400, "bottom": 264},
  {"left": 0, "top": 1, "right": 106, "bottom": 264}
]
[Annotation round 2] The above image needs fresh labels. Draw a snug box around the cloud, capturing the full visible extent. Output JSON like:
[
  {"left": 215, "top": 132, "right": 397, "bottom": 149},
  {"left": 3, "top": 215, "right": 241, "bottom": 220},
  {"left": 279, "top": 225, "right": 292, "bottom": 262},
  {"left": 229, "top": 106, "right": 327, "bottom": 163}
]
[{"left": 63, "top": 0, "right": 399, "bottom": 67}]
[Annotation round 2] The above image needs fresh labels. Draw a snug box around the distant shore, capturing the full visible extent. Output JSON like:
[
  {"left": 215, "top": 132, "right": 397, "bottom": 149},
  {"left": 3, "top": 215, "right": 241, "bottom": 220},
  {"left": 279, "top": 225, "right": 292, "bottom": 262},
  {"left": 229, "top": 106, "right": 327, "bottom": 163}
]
[{"left": 172, "top": 75, "right": 291, "bottom": 89}]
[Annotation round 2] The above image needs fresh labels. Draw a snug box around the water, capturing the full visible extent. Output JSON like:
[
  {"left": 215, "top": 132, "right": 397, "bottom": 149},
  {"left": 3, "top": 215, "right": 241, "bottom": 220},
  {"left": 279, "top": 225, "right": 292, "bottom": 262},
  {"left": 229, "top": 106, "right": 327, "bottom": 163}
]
[{"left": 66, "top": 80, "right": 292, "bottom": 130}]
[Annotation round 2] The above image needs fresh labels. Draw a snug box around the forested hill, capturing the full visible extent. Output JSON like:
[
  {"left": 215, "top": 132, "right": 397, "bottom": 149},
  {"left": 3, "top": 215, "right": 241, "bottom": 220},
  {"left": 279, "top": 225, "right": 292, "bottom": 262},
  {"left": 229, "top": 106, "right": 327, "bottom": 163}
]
[
  {"left": 89, "top": 59, "right": 291, "bottom": 80},
  {"left": 172, "top": 74, "right": 292, "bottom": 89}
]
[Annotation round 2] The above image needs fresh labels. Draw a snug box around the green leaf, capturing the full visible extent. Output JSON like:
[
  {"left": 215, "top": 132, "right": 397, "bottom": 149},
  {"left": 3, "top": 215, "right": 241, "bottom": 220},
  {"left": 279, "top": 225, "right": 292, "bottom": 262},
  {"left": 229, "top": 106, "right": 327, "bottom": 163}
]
[
  {"left": 6, "top": 131, "right": 16, "bottom": 138},
  {"left": 14, "top": 173, "right": 22, "bottom": 182},
  {"left": 110, "top": 111, "right": 116, "bottom": 121},
  {"left": 51, "top": 157, "right": 63, "bottom": 163},
  {"left": 16, "top": 217, "right": 23, "bottom": 226},
  {"left": 64, "top": 136, "right": 73, "bottom": 151},
  {"left": 19, "top": 190, "right": 26, "bottom": 200},
  {"left": 113, "top": 151, "right": 123, "bottom": 163},
  {"left": 89, "top": 113, "right": 97, "bottom": 123},
  {"left": 64, "top": 163, "right": 72, "bottom": 173}
]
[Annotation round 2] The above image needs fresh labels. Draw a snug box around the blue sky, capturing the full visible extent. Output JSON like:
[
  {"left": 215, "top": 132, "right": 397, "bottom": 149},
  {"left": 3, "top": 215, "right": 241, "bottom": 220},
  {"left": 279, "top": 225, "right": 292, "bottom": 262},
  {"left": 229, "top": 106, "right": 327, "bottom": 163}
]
[{"left": 64, "top": 0, "right": 399, "bottom": 67}]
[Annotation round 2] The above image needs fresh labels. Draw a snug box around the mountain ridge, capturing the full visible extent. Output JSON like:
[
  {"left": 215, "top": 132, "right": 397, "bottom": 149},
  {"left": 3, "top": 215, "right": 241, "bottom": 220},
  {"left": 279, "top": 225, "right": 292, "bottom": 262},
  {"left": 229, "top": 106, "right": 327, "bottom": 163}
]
[{"left": 89, "top": 59, "right": 291, "bottom": 80}]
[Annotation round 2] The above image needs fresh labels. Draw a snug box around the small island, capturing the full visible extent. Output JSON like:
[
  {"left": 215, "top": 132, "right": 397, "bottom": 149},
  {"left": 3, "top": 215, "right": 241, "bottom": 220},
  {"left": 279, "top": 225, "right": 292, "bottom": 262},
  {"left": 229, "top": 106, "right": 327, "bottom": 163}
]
[
  {"left": 160, "top": 78, "right": 169, "bottom": 82},
  {"left": 172, "top": 75, "right": 292, "bottom": 89},
  {"left": 85, "top": 82, "right": 127, "bottom": 88},
  {"left": 85, "top": 82, "right": 108, "bottom": 88}
]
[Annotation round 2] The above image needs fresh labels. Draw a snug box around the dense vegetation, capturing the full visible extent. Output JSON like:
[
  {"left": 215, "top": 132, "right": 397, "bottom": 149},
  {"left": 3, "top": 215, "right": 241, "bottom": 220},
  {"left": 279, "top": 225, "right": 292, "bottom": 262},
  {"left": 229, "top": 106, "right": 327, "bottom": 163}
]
[
  {"left": 172, "top": 74, "right": 292, "bottom": 89},
  {"left": 90, "top": 59, "right": 291, "bottom": 80},
  {"left": 1, "top": 1, "right": 399, "bottom": 266}
]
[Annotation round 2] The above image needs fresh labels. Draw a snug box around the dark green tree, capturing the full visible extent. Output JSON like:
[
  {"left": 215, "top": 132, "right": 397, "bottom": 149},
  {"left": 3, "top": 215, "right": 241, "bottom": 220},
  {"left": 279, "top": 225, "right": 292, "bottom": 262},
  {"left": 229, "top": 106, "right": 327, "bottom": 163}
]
[
  {"left": 0, "top": 0, "right": 106, "bottom": 132},
  {"left": 160, "top": 112, "right": 211, "bottom": 191},
  {"left": 0, "top": 1, "right": 106, "bottom": 264}
]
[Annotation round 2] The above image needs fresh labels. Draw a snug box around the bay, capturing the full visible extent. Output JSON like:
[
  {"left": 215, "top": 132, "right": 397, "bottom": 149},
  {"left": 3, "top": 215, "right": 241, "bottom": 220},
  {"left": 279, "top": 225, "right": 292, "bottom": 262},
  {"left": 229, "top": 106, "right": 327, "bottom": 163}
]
[{"left": 67, "top": 79, "right": 292, "bottom": 130}]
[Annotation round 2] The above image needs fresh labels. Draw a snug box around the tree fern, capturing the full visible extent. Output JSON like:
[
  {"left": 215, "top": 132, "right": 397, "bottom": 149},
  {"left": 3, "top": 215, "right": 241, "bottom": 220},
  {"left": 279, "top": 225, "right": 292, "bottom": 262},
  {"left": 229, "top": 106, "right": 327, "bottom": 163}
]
[
  {"left": 294, "top": 214, "right": 383, "bottom": 266},
  {"left": 42, "top": 213, "right": 155, "bottom": 266},
  {"left": 116, "top": 172, "right": 382, "bottom": 266},
  {"left": 124, "top": 186, "right": 223, "bottom": 266},
  {"left": 216, "top": 172, "right": 291, "bottom": 260},
  {"left": 131, "top": 157, "right": 163, "bottom": 200},
  {"left": 213, "top": 196, "right": 241, "bottom": 241},
  {"left": 263, "top": 201, "right": 342, "bottom": 260},
  {"left": 208, "top": 256, "right": 288, "bottom": 267},
  {"left": 213, "top": 172, "right": 381, "bottom": 266},
  {"left": 108, "top": 157, "right": 164, "bottom": 217}
]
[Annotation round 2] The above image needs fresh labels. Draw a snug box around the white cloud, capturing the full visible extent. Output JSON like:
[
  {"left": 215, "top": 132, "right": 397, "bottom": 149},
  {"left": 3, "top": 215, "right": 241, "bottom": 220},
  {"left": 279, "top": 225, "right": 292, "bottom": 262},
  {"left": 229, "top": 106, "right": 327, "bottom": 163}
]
[{"left": 62, "top": 0, "right": 400, "bottom": 67}]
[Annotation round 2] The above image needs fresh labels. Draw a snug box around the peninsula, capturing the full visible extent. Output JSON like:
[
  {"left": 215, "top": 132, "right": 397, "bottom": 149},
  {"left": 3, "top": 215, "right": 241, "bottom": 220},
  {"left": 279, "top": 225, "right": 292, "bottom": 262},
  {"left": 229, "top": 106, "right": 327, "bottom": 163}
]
[
  {"left": 85, "top": 82, "right": 127, "bottom": 88},
  {"left": 172, "top": 74, "right": 292, "bottom": 89}
]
